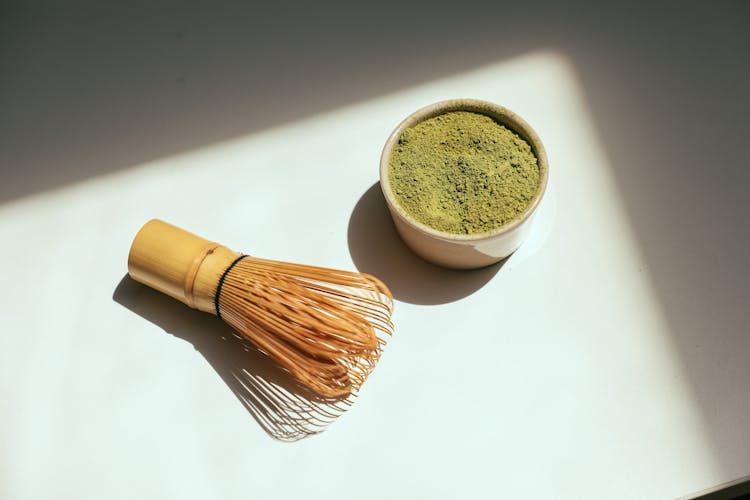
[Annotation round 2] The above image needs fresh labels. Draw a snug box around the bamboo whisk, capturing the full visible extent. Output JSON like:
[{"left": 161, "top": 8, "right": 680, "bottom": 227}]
[{"left": 128, "top": 219, "right": 394, "bottom": 398}]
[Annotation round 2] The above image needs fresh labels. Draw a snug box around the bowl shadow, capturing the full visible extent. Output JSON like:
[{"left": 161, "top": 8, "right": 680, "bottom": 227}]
[
  {"left": 113, "top": 275, "right": 353, "bottom": 442},
  {"left": 347, "top": 182, "right": 503, "bottom": 305}
]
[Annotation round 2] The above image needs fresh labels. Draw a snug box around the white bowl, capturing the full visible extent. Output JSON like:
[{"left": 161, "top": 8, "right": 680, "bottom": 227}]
[{"left": 379, "top": 99, "right": 549, "bottom": 270}]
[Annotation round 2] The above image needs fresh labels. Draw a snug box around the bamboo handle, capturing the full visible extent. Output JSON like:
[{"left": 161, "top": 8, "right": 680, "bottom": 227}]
[{"left": 128, "top": 219, "right": 240, "bottom": 314}]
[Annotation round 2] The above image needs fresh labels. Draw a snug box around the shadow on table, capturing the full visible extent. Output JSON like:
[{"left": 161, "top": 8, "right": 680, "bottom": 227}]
[
  {"left": 113, "top": 275, "right": 352, "bottom": 442},
  {"left": 347, "top": 182, "right": 503, "bottom": 305}
]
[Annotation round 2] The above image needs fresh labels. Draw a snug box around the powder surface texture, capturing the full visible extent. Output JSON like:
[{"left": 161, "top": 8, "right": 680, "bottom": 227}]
[{"left": 388, "top": 111, "right": 540, "bottom": 234}]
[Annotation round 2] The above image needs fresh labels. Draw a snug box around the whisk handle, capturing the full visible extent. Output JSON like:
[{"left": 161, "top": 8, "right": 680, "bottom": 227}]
[{"left": 128, "top": 219, "right": 240, "bottom": 314}]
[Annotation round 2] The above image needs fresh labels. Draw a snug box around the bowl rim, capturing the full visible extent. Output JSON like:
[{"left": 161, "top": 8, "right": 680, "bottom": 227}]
[{"left": 379, "top": 98, "right": 549, "bottom": 243}]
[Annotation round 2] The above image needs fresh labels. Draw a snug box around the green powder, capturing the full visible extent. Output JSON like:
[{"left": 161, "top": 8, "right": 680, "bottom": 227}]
[{"left": 388, "top": 111, "right": 540, "bottom": 235}]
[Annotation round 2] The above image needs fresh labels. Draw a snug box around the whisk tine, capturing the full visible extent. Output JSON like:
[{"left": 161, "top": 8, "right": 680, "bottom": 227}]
[{"left": 216, "top": 256, "right": 393, "bottom": 397}]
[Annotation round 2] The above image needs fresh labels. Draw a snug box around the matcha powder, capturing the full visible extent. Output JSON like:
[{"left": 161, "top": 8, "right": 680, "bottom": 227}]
[{"left": 388, "top": 111, "right": 540, "bottom": 234}]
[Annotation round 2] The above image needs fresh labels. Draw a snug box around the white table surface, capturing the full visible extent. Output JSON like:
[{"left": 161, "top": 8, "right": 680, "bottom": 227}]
[{"left": 1, "top": 52, "right": 748, "bottom": 500}]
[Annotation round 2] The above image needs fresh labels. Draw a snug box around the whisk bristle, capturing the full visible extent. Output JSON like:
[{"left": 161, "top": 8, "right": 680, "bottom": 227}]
[{"left": 215, "top": 256, "right": 394, "bottom": 398}]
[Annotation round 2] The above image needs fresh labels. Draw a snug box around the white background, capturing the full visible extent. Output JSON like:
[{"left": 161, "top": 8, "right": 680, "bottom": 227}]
[{"left": 1, "top": 3, "right": 749, "bottom": 499}]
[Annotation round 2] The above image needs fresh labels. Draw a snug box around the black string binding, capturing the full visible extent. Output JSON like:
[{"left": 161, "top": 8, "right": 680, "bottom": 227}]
[{"left": 214, "top": 254, "right": 248, "bottom": 320}]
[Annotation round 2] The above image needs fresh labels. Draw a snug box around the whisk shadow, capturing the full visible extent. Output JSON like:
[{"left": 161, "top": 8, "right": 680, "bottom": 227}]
[
  {"left": 113, "top": 275, "right": 353, "bottom": 442},
  {"left": 347, "top": 182, "right": 504, "bottom": 305}
]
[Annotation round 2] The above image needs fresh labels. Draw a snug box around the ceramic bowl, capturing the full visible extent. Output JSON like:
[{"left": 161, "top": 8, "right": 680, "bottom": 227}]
[{"left": 379, "top": 98, "right": 549, "bottom": 270}]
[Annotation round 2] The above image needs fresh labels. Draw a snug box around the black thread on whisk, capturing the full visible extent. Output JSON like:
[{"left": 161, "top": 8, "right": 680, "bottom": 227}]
[{"left": 214, "top": 254, "right": 248, "bottom": 320}]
